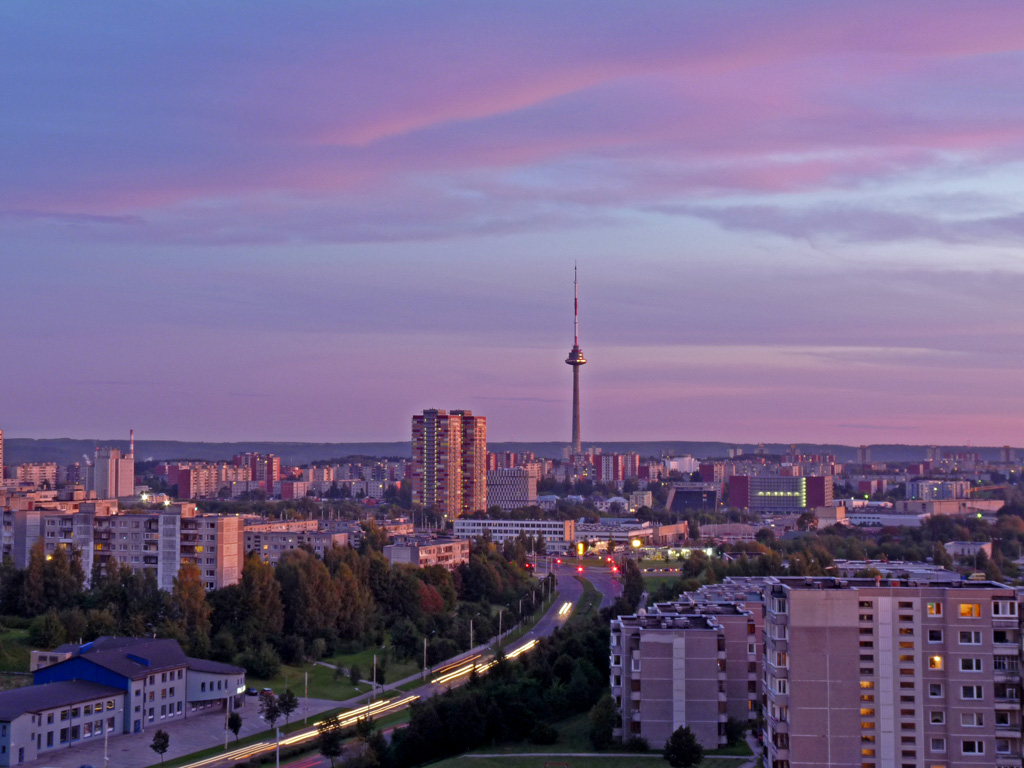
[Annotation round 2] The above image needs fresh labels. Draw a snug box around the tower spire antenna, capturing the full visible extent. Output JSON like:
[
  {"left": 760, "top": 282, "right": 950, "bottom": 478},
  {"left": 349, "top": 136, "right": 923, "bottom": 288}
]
[
  {"left": 574, "top": 262, "right": 578, "bottom": 346},
  {"left": 565, "top": 264, "right": 586, "bottom": 454}
]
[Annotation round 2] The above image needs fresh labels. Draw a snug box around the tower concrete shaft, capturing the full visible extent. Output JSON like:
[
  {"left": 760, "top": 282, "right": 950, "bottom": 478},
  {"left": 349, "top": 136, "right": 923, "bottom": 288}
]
[{"left": 565, "top": 266, "right": 586, "bottom": 454}]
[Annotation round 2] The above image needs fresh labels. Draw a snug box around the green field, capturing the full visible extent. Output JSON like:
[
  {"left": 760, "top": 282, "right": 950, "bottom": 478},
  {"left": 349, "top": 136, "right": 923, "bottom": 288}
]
[
  {"left": 247, "top": 661, "right": 361, "bottom": 701},
  {"left": 565, "top": 577, "right": 600, "bottom": 627},
  {"left": 0, "top": 627, "right": 33, "bottom": 673},
  {"left": 427, "top": 756, "right": 743, "bottom": 768}
]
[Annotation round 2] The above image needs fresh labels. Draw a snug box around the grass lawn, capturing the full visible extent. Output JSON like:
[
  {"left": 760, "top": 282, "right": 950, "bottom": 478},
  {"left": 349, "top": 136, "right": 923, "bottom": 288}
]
[
  {"left": 0, "top": 627, "right": 33, "bottom": 673},
  {"left": 707, "top": 740, "right": 753, "bottom": 756},
  {"left": 327, "top": 645, "right": 421, "bottom": 686},
  {"left": 247, "top": 661, "right": 362, "bottom": 701},
  {"left": 426, "top": 757, "right": 742, "bottom": 768},
  {"left": 641, "top": 574, "right": 681, "bottom": 591},
  {"left": 565, "top": 577, "right": 600, "bottom": 627}
]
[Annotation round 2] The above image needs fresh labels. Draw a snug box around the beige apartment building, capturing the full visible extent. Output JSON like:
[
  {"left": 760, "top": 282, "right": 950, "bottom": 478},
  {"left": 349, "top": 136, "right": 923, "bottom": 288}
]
[
  {"left": 383, "top": 536, "right": 470, "bottom": 570},
  {"left": 243, "top": 520, "right": 348, "bottom": 565},
  {"left": 613, "top": 575, "right": 1021, "bottom": 768},
  {"left": 763, "top": 577, "right": 1021, "bottom": 768},
  {"left": 1, "top": 501, "right": 243, "bottom": 591},
  {"left": 611, "top": 612, "right": 729, "bottom": 748},
  {"left": 611, "top": 581, "right": 764, "bottom": 749}
]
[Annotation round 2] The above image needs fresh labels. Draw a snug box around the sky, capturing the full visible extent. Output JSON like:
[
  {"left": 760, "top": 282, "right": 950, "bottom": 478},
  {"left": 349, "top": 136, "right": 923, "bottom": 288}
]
[{"left": 3, "top": 1, "right": 1024, "bottom": 445}]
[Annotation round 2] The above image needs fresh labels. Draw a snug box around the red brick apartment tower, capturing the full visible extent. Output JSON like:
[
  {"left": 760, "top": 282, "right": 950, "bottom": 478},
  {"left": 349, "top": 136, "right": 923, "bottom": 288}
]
[
  {"left": 453, "top": 410, "right": 487, "bottom": 516},
  {"left": 412, "top": 409, "right": 464, "bottom": 520}
]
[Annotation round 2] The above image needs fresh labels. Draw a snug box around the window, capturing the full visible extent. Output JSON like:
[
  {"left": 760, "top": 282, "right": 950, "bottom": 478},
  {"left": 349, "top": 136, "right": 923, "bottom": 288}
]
[
  {"left": 929, "top": 737, "right": 945, "bottom": 752},
  {"left": 993, "top": 600, "right": 1017, "bottom": 616},
  {"left": 899, "top": 601, "right": 913, "bottom": 609},
  {"left": 899, "top": 641, "right": 914, "bottom": 649},
  {"left": 959, "top": 630, "right": 981, "bottom": 645},
  {"left": 860, "top": 681, "right": 875, "bottom": 690},
  {"left": 928, "top": 629, "right": 943, "bottom": 643},
  {"left": 961, "top": 658, "right": 982, "bottom": 672},
  {"left": 962, "top": 740, "right": 984, "bottom": 755},
  {"left": 959, "top": 603, "right": 981, "bottom": 618},
  {"left": 899, "top": 614, "right": 913, "bottom": 622},
  {"left": 962, "top": 712, "right": 984, "bottom": 727},
  {"left": 929, "top": 655, "right": 943, "bottom": 670},
  {"left": 861, "top": 708, "right": 876, "bottom": 717},
  {"left": 929, "top": 711, "right": 944, "bottom": 724},
  {"left": 929, "top": 684, "right": 943, "bottom": 697},
  {"left": 961, "top": 685, "right": 983, "bottom": 700},
  {"left": 927, "top": 602, "right": 943, "bottom": 616},
  {"left": 899, "top": 628, "right": 914, "bottom": 636},
  {"left": 776, "top": 679, "right": 788, "bottom": 694}
]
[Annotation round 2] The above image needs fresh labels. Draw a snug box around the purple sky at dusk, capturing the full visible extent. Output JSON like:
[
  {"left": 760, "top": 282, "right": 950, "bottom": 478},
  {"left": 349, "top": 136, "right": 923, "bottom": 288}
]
[{"left": 3, "top": 1, "right": 1024, "bottom": 445}]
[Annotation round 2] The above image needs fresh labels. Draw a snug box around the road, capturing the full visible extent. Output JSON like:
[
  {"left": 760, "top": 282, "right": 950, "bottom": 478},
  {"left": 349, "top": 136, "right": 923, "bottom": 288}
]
[{"left": 178, "top": 565, "right": 618, "bottom": 768}]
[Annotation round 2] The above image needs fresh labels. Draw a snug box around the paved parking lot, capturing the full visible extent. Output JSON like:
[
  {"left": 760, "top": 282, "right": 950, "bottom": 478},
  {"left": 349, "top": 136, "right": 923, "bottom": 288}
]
[{"left": 35, "top": 696, "right": 341, "bottom": 768}]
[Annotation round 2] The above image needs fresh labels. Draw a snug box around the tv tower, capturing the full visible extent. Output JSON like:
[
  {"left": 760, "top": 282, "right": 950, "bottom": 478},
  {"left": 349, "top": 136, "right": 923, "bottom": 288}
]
[{"left": 565, "top": 265, "right": 587, "bottom": 454}]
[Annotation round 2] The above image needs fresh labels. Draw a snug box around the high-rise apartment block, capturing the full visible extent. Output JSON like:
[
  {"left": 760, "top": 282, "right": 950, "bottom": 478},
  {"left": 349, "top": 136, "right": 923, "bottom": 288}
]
[
  {"left": 615, "top": 574, "right": 1023, "bottom": 768},
  {"left": 763, "top": 577, "right": 1021, "bottom": 768},
  {"left": 90, "top": 433, "right": 135, "bottom": 499},
  {"left": 411, "top": 409, "right": 487, "bottom": 519}
]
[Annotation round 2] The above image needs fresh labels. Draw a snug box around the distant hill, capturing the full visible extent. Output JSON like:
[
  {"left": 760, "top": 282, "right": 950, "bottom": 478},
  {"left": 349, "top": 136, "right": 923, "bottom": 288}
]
[{"left": 2, "top": 438, "right": 1013, "bottom": 467}]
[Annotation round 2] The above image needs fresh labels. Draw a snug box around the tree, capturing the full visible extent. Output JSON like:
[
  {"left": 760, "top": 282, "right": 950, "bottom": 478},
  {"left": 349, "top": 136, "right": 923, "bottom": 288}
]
[
  {"left": 150, "top": 729, "right": 170, "bottom": 763},
  {"left": 228, "top": 711, "right": 242, "bottom": 743},
  {"left": 663, "top": 726, "right": 703, "bottom": 768},
  {"left": 317, "top": 713, "right": 345, "bottom": 767},
  {"left": 278, "top": 688, "right": 299, "bottom": 724},
  {"left": 724, "top": 716, "right": 747, "bottom": 746},
  {"left": 349, "top": 663, "right": 362, "bottom": 687},
  {"left": 588, "top": 692, "right": 618, "bottom": 750},
  {"left": 171, "top": 561, "right": 212, "bottom": 657},
  {"left": 620, "top": 558, "right": 645, "bottom": 611},
  {"left": 259, "top": 692, "right": 282, "bottom": 730}
]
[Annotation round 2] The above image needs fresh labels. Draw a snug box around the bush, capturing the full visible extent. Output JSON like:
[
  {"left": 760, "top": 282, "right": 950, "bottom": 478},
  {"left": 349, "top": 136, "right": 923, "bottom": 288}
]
[
  {"left": 724, "top": 716, "right": 748, "bottom": 746},
  {"left": 238, "top": 643, "right": 281, "bottom": 678},
  {"left": 624, "top": 736, "right": 649, "bottom": 752},
  {"left": 529, "top": 723, "right": 558, "bottom": 745}
]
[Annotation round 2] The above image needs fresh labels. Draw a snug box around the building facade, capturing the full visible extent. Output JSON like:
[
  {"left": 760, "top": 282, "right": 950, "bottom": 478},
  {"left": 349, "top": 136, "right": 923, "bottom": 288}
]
[
  {"left": 383, "top": 536, "right": 471, "bottom": 570},
  {"left": 486, "top": 466, "right": 539, "bottom": 512},
  {"left": 763, "top": 577, "right": 1021, "bottom": 768},
  {"left": 452, "top": 518, "right": 575, "bottom": 553},
  {"left": 411, "top": 409, "right": 487, "bottom": 519}
]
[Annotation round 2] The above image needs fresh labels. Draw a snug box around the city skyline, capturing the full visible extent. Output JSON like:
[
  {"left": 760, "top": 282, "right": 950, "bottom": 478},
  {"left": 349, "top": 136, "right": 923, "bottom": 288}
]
[{"left": 4, "top": 3, "right": 1024, "bottom": 445}]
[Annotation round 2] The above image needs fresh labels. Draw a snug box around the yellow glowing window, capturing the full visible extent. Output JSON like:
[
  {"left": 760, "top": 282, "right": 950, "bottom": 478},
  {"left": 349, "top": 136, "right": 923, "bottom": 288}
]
[
  {"left": 860, "top": 681, "right": 875, "bottom": 689},
  {"left": 927, "top": 602, "right": 942, "bottom": 616},
  {"left": 862, "top": 749, "right": 876, "bottom": 757},
  {"left": 861, "top": 721, "right": 875, "bottom": 730},
  {"left": 860, "top": 708, "right": 875, "bottom": 716},
  {"left": 959, "top": 603, "right": 981, "bottom": 618},
  {"left": 929, "top": 655, "right": 943, "bottom": 670}
]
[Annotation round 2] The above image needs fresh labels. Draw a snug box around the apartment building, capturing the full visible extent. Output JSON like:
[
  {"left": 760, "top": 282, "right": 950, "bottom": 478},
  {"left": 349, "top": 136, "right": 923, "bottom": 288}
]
[
  {"left": 0, "top": 501, "right": 243, "bottom": 591},
  {"left": 411, "top": 409, "right": 487, "bottom": 519},
  {"left": 610, "top": 612, "right": 729, "bottom": 748},
  {"left": 611, "top": 579, "right": 766, "bottom": 749},
  {"left": 244, "top": 520, "right": 348, "bottom": 565},
  {"left": 762, "top": 577, "right": 1022, "bottom": 768},
  {"left": 383, "top": 536, "right": 470, "bottom": 570}
]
